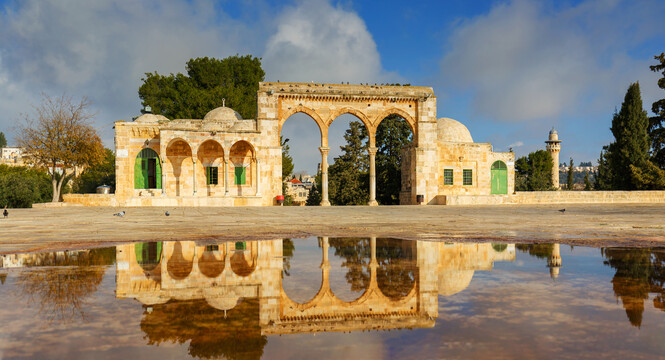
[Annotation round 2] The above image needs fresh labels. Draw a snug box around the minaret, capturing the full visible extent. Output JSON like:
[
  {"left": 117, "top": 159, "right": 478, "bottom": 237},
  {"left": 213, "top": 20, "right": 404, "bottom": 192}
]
[
  {"left": 547, "top": 243, "right": 562, "bottom": 280},
  {"left": 545, "top": 128, "right": 562, "bottom": 189}
]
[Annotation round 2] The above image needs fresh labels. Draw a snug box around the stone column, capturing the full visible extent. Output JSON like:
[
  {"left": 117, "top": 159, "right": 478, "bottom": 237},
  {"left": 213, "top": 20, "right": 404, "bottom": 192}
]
[
  {"left": 255, "top": 157, "right": 261, "bottom": 196},
  {"left": 161, "top": 158, "right": 167, "bottom": 197},
  {"left": 547, "top": 243, "right": 562, "bottom": 280},
  {"left": 319, "top": 147, "right": 331, "bottom": 206},
  {"left": 320, "top": 237, "right": 331, "bottom": 291},
  {"left": 224, "top": 160, "right": 230, "bottom": 196},
  {"left": 369, "top": 236, "right": 378, "bottom": 287},
  {"left": 192, "top": 157, "right": 197, "bottom": 196},
  {"left": 368, "top": 146, "right": 378, "bottom": 206},
  {"left": 545, "top": 128, "right": 562, "bottom": 190}
]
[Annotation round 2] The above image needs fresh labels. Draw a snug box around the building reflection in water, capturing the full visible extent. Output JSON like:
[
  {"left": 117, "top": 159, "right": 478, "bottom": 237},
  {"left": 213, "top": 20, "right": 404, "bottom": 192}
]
[{"left": 115, "top": 238, "right": 515, "bottom": 358}]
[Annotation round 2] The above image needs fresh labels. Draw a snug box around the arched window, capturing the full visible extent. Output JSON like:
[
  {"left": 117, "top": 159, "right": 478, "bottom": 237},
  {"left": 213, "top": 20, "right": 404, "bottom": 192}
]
[{"left": 134, "top": 148, "right": 161, "bottom": 189}]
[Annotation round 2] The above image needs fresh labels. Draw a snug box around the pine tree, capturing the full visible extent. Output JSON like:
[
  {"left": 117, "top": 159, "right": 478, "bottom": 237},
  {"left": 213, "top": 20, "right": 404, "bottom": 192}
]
[
  {"left": 375, "top": 114, "right": 412, "bottom": 205},
  {"left": 328, "top": 121, "right": 368, "bottom": 205},
  {"left": 567, "top": 158, "right": 574, "bottom": 190},
  {"left": 515, "top": 150, "right": 553, "bottom": 191}
]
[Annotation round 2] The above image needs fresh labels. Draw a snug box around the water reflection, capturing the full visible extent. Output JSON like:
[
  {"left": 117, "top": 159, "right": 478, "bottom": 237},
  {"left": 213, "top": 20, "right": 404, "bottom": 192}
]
[
  {"left": 2, "top": 248, "right": 115, "bottom": 323},
  {"left": 602, "top": 248, "right": 665, "bottom": 327},
  {"left": 4, "top": 240, "right": 665, "bottom": 358}
]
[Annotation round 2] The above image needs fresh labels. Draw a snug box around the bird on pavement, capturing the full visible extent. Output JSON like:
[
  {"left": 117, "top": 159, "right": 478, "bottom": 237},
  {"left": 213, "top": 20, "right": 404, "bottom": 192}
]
[
  {"left": 2, "top": 208, "right": 7, "bottom": 218},
  {"left": 165, "top": 211, "right": 170, "bottom": 216},
  {"left": 113, "top": 210, "right": 125, "bottom": 217},
  {"left": 558, "top": 209, "right": 566, "bottom": 213}
]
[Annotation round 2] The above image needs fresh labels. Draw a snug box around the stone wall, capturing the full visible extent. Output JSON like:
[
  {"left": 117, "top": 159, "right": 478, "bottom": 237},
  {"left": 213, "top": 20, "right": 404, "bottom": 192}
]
[{"left": 438, "top": 191, "right": 665, "bottom": 205}]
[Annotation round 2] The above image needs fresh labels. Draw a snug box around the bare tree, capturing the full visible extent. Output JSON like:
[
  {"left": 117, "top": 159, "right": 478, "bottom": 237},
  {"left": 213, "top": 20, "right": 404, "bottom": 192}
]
[{"left": 17, "top": 94, "right": 105, "bottom": 202}]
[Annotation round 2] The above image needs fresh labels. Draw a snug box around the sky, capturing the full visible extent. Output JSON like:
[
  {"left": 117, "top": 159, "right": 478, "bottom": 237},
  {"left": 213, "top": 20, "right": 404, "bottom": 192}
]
[{"left": 1, "top": 0, "right": 664, "bottom": 174}]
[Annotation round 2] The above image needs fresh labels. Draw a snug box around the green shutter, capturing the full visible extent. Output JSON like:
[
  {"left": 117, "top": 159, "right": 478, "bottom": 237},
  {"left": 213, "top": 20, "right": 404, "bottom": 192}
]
[
  {"left": 134, "top": 157, "right": 144, "bottom": 189},
  {"left": 235, "top": 166, "right": 246, "bottom": 185},
  {"left": 155, "top": 158, "right": 162, "bottom": 189}
]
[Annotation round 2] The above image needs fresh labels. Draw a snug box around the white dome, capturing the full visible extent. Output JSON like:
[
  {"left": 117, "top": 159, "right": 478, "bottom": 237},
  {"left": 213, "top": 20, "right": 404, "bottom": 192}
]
[
  {"left": 134, "top": 113, "right": 168, "bottom": 124},
  {"left": 438, "top": 270, "right": 475, "bottom": 296},
  {"left": 437, "top": 118, "right": 473, "bottom": 143},
  {"left": 203, "top": 106, "right": 243, "bottom": 122}
]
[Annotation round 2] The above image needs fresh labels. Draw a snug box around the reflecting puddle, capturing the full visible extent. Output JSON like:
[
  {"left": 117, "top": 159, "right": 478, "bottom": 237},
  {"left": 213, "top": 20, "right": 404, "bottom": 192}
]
[{"left": 1, "top": 239, "right": 665, "bottom": 359}]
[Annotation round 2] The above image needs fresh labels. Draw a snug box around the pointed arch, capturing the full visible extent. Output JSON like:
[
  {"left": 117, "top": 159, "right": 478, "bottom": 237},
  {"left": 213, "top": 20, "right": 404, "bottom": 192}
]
[
  {"left": 328, "top": 107, "right": 372, "bottom": 132},
  {"left": 373, "top": 108, "right": 417, "bottom": 134},
  {"left": 279, "top": 105, "right": 326, "bottom": 138}
]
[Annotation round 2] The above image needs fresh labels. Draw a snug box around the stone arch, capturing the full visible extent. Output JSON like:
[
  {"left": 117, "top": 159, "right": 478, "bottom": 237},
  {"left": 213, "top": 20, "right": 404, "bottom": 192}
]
[
  {"left": 373, "top": 108, "right": 417, "bottom": 134},
  {"left": 280, "top": 106, "right": 326, "bottom": 138},
  {"left": 167, "top": 241, "right": 194, "bottom": 280},
  {"left": 229, "top": 140, "right": 255, "bottom": 193},
  {"left": 166, "top": 139, "right": 193, "bottom": 196},
  {"left": 198, "top": 245, "right": 225, "bottom": 278},
  {"left": 197, "top": 140, "right": 225, "bottom": 194},
  {"left": 328, "top": 107, "right": 372, "bottom": 132},
  {"left": 134, "top": 148, "right": 162, "bottom": 189},
  {"left": 230, "top": 241, "right": 258, "bottom": 277}
]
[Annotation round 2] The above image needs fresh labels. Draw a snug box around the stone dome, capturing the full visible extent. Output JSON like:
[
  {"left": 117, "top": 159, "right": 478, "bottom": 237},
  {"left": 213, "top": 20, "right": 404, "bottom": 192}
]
[
  {"left": 437, "top": 118, "right": 473, "bottom": 143},
  {"left": 203, "top": 106, "right": 243, "bottom": 122},
  {"left": 548, "top": 127, "right": 559, "bottom": 141},
  {"left": 438, "top": 270, "right": 475, "bottom": 296},
  {"left": 134, "top": 113, "right": 169, "bottom": 124}
]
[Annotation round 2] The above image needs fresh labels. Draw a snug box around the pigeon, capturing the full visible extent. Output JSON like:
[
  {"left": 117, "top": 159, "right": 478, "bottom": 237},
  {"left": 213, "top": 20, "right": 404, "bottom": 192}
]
[
  {"left": 165, "top": 211, "right": 170, "bottom": 217},
  {"left": 2, "top": 208, "right": 7, "bottom": 218},
  {"left": 558, "top": 209, "right": 566, "bottom": 213},
  {"left": 113, "top": 210, "right": 125, "bottom": 217}
]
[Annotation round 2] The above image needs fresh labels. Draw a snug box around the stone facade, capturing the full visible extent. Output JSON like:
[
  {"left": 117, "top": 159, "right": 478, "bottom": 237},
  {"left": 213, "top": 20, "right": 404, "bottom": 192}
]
[
  {"left": 114, "top": 238, "right": 514, "bottom": 335},
  {"left": 67, "top": 82, "right": 516, "bottom": 207}
]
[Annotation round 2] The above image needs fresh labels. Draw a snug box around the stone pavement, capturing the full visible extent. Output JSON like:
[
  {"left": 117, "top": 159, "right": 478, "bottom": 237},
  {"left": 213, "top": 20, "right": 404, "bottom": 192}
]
[{"left": 1, "top": 204, "right": 664, "bottom": 254}]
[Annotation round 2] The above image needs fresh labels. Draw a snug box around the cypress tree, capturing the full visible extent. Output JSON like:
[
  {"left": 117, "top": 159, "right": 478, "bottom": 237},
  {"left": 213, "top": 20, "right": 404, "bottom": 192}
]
[
  {"left": 0, "top": 132, "right": 6, "bottom": 148},
  {"left": 584, "top": 171, "right": 592, "bottom": 190},
  {"left": 567, "top": 158, "right": 574, "bottom": 190},
  {"left": 649, "top": 53, "right": 665, "bottom": 169},
  {"left": 608, "top": 82, "right": 650, "bottom": 190}
]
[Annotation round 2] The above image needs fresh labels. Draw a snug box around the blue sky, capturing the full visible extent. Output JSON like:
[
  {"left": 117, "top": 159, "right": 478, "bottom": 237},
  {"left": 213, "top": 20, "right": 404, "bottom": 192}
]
[{"left": 1, "top": 0, "right": 664, "bottom": 174}]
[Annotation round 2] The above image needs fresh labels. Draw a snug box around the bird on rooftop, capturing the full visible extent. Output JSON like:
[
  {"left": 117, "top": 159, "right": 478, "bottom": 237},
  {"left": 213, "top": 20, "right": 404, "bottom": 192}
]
[
  {"left": 558, "top": 209, "right": 566, "bottom": 213},
  {"left": 113, "top": 210, "right": 125, "bottom": 217},
  {"left": 2, "top": 208, "right": 7, "bottom": 218}
]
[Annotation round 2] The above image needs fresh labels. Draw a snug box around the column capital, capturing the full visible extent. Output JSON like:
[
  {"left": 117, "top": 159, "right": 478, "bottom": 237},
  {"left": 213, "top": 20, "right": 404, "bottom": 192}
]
[
  {"left": 319, "top": 146, "right": 330, "bottom": 155},
  {"left": 368, "top": 146, "right": 378, "bottom": 155}
]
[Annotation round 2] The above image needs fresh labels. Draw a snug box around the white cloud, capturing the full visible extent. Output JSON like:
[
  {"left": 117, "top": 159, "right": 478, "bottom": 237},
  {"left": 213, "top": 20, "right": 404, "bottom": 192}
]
[
  {"left": 0, "top": 0, "right": 256, "bottom": 145},
  {"left": 440, "top": 0, "right": 665, "bottom": 123},
  {"left": 262, "top": 0, "right": 389, "bottom": 84}
]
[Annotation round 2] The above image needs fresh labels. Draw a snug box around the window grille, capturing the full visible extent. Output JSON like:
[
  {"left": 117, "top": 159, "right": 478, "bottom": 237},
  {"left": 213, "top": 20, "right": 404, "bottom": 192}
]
[
  {"left": 444, "top": 169, "right": 453, "bottom": 185},
  {"left": 206, "top": 166, "right": 218, "bottom": 185},
  {"left": 463, "top": 169, "right": 473, "bottom": 185}
]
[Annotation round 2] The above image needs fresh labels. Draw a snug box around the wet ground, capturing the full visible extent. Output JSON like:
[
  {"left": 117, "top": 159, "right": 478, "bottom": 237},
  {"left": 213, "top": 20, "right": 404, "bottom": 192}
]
[
  {"left": 1, "top": 237, "right": 664, "bottom": 359},
  {"left": 1, "top": 204, "right": 665, "bottom": 254}
]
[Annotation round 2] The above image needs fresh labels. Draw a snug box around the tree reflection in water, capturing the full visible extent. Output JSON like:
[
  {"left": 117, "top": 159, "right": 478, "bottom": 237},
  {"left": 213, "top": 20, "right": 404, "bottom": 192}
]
[
  {"left": 515, "top": 244, "right": 554, "bottom": 259},
  {"left": 328, "top": 238, "right": 416, "bottom": 299},
  {"left": 140, "top": 298, "right": 266, "bottom": 360},
  {"left": 602, "top": 248, "right": 665, "bottom": 327},
  {"left": 329, "top": 238, "right": 371, "bottom": 292},
  {"left": 14, "top": 248, "right": 113, "bottom": 323}
]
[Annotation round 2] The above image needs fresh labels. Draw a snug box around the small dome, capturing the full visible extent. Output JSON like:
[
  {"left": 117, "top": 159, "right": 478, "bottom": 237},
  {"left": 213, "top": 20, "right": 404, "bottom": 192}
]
[
  {"left": 134, "top": 113, "right": 168, "bottom": 124},
  {"left": 203, "top": 106, "right": 243, "bottom": 122},
  {"left": 548, "top": 127, "right": 559, "bottom": 141},
  {"left": 437, "top": 118, "right": 473, "bottom": 143},
  {"left": 438, "top": 270, "right": 475, "bottom": 296}
]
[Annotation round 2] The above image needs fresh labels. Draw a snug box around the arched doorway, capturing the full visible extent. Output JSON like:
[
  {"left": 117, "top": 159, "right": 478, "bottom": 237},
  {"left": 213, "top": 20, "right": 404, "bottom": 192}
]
[
  {"left": 197, "top": 140, "right": 225, "bottom": 196},
  {"left": 135, "top": 241, "right": 162, "bottom": 271},
  {"left": 491, "top": 160, "right": 508, "bottom": 194},
  {"left": 374, "top": 113, "right": 415, "bottom": 205},
  {"left": 134, "top": 148, "right": 161, "bottom": 189},
  {"left": 229, "top": 141, "right": 255, "bottom": 196}
]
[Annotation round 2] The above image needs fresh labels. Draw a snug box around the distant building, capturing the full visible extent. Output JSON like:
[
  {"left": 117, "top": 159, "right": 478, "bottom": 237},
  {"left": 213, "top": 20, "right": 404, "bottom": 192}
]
[
  {"left": 0, "top": 147, "right": 24, "bottom": 166},
  {"left": 285, "top": 177, "right": 314, "bottom": 205}
]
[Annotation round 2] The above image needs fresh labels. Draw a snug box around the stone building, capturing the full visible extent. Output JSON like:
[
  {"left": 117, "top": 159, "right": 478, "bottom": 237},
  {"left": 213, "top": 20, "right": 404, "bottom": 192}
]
[
  {"left": 105, "top": 82, "right": 515, "bottom": 207},
  {"left": 545, "top": 127, "right": 562, "bottom": 189}
]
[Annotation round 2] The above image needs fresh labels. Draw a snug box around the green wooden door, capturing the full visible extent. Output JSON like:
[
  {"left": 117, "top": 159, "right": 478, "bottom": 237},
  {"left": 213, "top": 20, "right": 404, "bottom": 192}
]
[
  {"left": 491, "top": 161, "right": 508, "bottom": 194},
  {"left": 134, "top": 149, "right": 162, "bottom": 189}
]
